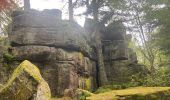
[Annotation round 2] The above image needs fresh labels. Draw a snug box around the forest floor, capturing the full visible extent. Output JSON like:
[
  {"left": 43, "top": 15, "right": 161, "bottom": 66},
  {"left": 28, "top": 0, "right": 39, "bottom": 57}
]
[{"left": 87, "top": 87, "right": 170, "bottom": 100}]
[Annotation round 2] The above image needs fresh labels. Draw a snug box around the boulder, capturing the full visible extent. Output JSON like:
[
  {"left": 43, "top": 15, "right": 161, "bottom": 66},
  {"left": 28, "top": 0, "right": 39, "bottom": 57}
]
[{"left": 0, "top": 60, "right": 51, "bottom": 100}]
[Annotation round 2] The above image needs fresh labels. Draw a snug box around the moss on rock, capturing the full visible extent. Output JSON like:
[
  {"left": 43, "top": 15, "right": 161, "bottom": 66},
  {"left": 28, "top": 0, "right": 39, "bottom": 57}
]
[
  {"left": 85, "top": 78, "right": 92, "bottom": 91},
  {"left": 0, "top": 60, "right": 51, "bottom": 100}
]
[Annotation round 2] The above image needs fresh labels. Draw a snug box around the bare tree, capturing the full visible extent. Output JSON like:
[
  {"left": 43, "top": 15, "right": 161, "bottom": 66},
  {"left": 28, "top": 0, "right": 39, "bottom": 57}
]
[
  {"left": 68, "top": 0, "right": 73, "bottom": 21},
  {"left": 128, "top": 0, "right": 156, "bottom": 73},
  {"left": 24, "top": 0, "right": 30, "bottom": 11}
]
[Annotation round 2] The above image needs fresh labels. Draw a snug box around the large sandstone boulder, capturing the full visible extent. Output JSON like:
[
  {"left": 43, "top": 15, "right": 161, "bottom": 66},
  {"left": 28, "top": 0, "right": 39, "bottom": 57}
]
[{"left": 0, "top": 60, "right": 51, "bottom": 100}]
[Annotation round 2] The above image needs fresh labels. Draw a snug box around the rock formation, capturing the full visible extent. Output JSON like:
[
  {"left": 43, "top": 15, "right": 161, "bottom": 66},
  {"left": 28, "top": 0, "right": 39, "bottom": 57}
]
[
  {"left": 0, "top": 9, "right": 145, "bottom": 98},
  {"left": 9, "top": 9, "right": 96, "bottom": 97}
]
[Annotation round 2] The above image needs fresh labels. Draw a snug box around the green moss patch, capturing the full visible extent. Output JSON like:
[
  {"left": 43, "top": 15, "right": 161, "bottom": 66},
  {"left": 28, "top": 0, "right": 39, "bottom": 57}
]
[{"left": 87, "top": 87, "right": 170, "bottom": 100}]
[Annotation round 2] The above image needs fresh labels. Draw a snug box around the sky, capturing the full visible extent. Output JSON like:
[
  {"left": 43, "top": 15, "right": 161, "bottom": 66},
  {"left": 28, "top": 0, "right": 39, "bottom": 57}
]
[{"left": 30, "top": 0, "right": 86, "bottom": 26}]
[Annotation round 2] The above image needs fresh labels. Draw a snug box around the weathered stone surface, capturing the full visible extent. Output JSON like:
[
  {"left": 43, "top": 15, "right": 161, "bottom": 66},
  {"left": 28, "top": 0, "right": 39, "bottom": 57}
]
[
  {"left": 9, "top": 37, "right": 96, "bottom": 97},
  {"left": 84, "top": 18, "right": 105, "bottom": 34},
  {"left": 103, "top": 37, "right": 140, "bottom": 84},
  {"left": 10, "top": 27, "right": 85, "bottom": 45},
  {"left": 10, "top": 9, "right": 92, "bottom": 57},
  {"left": 13, "top": 46, "right": 56, "bottom": 62},
  {"left": 102, "top": 21, "right": 126, "bottom": 40},
  {"left": 79, "top": 57, "right": 97, "bottom": 91},
  {"left": 57, "top": 63, "right": 79, "bottom": 96},
  {"left": 0, "top": 60, "right": 51, "bottom": 100},
  {"left": 11, "top": 9, "right": 62, "bottom": 30},
  {"left": 41, "top": 62, "right": 58, "bottom": 97},
  {"left": 103, "top": 40, "right": 128, "bottom": 61},
  {"left": 40, "top": 49, "right": 97, "bottom": 96},
  {"left": 41, "top": 62, "right": 78, "bottom": 97},
  {"left": 10, "top": 25, "right": 91, "bottom": 57}
]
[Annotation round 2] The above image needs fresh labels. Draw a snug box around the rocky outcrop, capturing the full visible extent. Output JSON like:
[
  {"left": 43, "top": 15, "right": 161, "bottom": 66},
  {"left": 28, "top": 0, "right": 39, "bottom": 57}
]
[
  {"left": 9, "top": 9, "right": 96, "bottom": 97},
  {"left": 13, "top": 46, "right": 56, "bottom": 62},
  {"left": 0, "top": 60, "right": 51, "bottom": 100},
  {"left": 10, "top": 10, "right": 91, "bottom": 57},
  {"left": 11, "top": 9, "right": 62, "bottom": 29},
  {"left": 7, "top": 9, "right": 145, "bottom": 98},
  {"left": 99, "top": 22, "right": 140, "bottom": 84},
  {"left": 40, "top": 49, "right": 97, "bottom": 96}
]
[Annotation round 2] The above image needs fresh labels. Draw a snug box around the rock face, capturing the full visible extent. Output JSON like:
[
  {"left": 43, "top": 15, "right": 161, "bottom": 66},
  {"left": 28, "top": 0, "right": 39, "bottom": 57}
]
[
  {"left": 7, "top": 9, "right": 143, "bottom": 98},
  {"left": 99, "top": 21, "right": 139, "bottom": 84},
  {"left": 10, "top": 10, "right": 91, "bottom": 57},
  {"left": 84, "top": 18, "right": 142, "bottom": 85},
  {"left": 9, "top": 9, "right": 96, "bottom": 97},
  {"left": 0, "top": 60, "right": 51, "bottom": 100}
]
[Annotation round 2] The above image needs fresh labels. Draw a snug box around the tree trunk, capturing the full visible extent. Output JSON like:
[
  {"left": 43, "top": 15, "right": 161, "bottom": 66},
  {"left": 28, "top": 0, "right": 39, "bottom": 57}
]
[
  {"left": 68, "top": 0, "right": 73, "bottom": 21},
  {"left": 95, "top": 34, "right": 109, "bottom": 86},
  {"left": 150, "top": 58, "right": 155, "bottom": 73},
  {"left": 24, "top": 0, "right": 30, "bottom": 11},
  {"left": 93, "top": 0, "right": 108, "bottom": 86}
]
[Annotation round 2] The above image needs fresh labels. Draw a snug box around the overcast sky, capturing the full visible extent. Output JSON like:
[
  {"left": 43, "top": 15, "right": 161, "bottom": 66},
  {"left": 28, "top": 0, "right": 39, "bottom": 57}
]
[{"left": 30, "top": 0, "right": 85, "bottom": 26}]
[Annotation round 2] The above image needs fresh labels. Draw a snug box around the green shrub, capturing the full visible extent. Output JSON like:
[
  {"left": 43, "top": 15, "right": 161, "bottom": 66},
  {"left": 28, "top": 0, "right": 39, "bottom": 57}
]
[
  {"left": 95, "top": 86, "right": 112, "bottom": 93},
  {"left": 77, "top": 89, "right": 93, "bottom": 100},
  {"left": 3, "top": 53, "right": 15, "bottom": 63},
  {"left": 126, "top": 67, "right": 170, "bottom": 87},
  {"left": 142, "top": 67, "right": 170, "bottom": 86}
]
